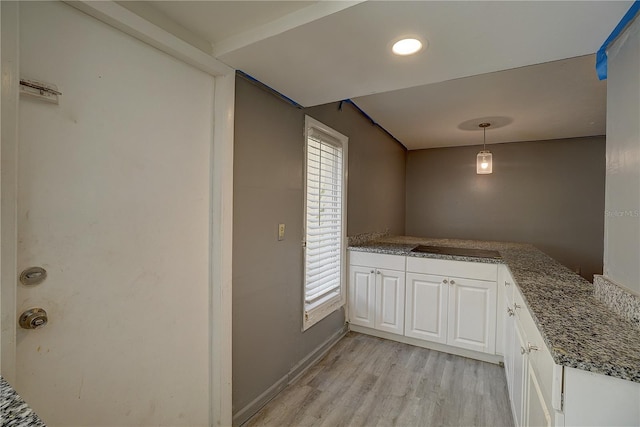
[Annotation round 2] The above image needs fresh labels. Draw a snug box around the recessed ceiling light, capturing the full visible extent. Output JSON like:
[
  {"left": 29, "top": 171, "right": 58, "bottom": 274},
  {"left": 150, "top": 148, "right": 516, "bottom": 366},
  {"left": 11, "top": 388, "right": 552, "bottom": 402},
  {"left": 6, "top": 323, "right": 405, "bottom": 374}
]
[{"left": 392, "top": 38, "right": 423, "bottom": 56}]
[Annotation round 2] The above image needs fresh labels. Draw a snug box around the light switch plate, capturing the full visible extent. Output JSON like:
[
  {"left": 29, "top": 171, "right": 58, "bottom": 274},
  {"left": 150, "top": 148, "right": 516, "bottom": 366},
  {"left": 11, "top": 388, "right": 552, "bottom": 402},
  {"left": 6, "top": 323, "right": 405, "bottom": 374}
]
[{"left": 278, "top": 223, "right": 285, "bottom": 241}]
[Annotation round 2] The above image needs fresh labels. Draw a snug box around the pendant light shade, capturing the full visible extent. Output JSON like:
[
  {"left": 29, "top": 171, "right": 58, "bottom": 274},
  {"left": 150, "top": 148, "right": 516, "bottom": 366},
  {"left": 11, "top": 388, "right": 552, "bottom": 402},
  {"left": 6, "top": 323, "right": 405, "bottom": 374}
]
[
  {"left": 477, "top": 150, "right": 492, "bottom": 174},
  {"left": 476, "top": 123, "right": 493, "bottom": 174}
]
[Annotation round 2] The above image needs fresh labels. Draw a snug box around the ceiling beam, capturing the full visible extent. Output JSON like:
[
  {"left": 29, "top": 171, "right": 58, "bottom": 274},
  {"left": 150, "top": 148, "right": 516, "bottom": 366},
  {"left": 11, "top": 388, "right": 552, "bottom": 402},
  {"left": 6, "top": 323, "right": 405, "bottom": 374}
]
[
  {"left": 212, "top": 0, "right": 365, "bottom": 57},
  {"left": 65, "top": 0, "right": 233, "bottom": 76}
]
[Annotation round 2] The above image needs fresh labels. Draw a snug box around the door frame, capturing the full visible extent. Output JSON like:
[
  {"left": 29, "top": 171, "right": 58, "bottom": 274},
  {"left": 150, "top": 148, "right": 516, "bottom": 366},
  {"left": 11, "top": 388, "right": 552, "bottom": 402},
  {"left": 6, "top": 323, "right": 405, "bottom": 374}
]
[{"left": 0, "top": 2, "right": 234, "bottom": 425}]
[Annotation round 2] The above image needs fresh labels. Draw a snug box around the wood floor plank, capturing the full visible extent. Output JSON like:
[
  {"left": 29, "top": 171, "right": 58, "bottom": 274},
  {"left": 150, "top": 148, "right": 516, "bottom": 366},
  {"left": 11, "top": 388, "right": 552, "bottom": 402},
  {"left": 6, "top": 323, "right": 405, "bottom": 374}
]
[{"left": 243, "top": 332, "right": 514, "bottom": 427}]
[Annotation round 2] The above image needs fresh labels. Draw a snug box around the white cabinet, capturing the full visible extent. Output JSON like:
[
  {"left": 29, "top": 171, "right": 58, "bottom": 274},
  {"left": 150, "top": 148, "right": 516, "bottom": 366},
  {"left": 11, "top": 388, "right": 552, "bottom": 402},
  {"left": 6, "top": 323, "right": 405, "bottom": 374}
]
[
  {"left": 406, "top": 273, "right": 497, "bottom": 353},
  {"left": 527, "top": 365, "right": 552, "bottom": 427},
  {"left": 502, "top": 265, "right": 558, "bottom": 427},
  {"left": 507, "top": 315, "right": 554, "bottom": 427},
  {"left": 349, "top": 265, "right": 375, "bottom": 328},
  {"left": 447, "top": 276, "right": 496, "bottom": 353},
  {"left": 405, "top": 273, "right": 448, "bottom": 343},
  {"left": 510, "top": 317, "right": 528, "bottom": 427},
  {"left": 374, "top": 268, "right": 405, "bottom": 334},
  {"left": 348, "top": 252, "right": 405, "bottom": 335},
  {"left": 404, "top": 257, "right": 497, "bottom": 355},
  {"left": 502, "top": 269, "right": 516, "bottom": 391},
  {"left": 496, "top": 266, "right": 515, "bottom": 356},
  {"left": 502, "top": 265, "right": 640, "bottom": 427}
]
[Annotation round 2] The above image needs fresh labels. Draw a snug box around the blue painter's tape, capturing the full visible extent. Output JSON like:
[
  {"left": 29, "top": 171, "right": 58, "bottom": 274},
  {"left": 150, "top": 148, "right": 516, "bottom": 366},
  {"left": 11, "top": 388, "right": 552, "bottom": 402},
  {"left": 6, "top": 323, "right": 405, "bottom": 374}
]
[
  {"left": 236, "top": 70, "right": 304, "bottom": 109},
  {"left": 596, "top": 1, "right": 640, "bottom": 80}
]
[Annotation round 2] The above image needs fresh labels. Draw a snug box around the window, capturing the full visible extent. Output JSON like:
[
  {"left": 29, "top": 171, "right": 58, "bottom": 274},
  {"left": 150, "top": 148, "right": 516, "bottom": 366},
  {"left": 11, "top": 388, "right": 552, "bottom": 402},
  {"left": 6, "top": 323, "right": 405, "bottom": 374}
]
[{"left": 303, "top": 116, "right": 348, "bottom": 330}]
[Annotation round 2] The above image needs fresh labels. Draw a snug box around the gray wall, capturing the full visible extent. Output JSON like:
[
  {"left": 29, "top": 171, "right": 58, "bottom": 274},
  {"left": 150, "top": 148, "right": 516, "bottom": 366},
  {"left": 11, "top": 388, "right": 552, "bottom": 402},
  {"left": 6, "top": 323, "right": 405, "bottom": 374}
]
[
  {"left": 406, "top": 137, "right": 606, "bottom": 281},
  {"left": 305, "top": 102, "right": 407, "bottom": 236},
  {"left": 233, "top": 76, "right": 406, "bottom": 421}
]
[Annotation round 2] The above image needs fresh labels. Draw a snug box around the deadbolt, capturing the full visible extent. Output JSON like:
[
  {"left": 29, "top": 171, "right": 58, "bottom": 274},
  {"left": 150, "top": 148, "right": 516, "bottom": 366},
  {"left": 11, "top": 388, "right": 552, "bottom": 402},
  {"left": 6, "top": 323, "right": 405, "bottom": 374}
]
[
  {"left": 19, "top": 308, "right": 48, "bottom": 330},
  {"left": 20, "top": 267, "right": 47, "bottom": 286}
]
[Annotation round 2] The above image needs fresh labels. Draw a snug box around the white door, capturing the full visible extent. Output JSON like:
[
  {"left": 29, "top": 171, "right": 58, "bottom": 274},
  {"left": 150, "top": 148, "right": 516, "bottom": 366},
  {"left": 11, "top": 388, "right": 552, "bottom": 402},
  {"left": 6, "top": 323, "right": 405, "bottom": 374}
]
[
  {"left": 14, "top": 2, "right": 214, "bottom": 425},
  {"left": 374, "top": 268, "right": 405, "bottom": 334},
  {"left": 447, "top": 277, "right": 497, "bottom": 353},
  {"left": 405, "top": 273, "right": 448, "bottom": 343},
  {"left": 348, "top": 266, "right": 375, "bottom": 328}
]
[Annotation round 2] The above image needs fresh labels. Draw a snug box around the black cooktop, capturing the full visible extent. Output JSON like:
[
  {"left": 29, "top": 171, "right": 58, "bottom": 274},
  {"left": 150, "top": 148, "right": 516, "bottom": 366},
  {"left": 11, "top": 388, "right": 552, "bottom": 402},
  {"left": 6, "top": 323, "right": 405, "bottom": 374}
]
[{"left": 411, "top": 245, "right": 502, "bottom": 260}]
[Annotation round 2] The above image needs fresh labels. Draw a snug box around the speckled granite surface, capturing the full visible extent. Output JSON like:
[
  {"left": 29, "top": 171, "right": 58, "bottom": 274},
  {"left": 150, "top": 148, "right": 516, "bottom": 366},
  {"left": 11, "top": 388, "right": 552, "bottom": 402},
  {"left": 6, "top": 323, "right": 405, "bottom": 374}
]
[
  {"left": 349, "top": 236, "right": 640, "bottom": 384},
  {"left": 1, "top": 376, "right": 46, "bottom": 427},
  {"left": 594, "top": 275, "right": 640, "bottom": 330},
  {"left": 347, "top": 231, "right": 389, "bottom": 246}
]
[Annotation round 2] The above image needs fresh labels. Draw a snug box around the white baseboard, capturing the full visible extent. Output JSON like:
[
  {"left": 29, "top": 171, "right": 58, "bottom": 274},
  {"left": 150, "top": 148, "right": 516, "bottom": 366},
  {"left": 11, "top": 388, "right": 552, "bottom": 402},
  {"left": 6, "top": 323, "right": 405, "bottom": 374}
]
[{"left": 233, "top": 324, "right": 348, "bottom": 426}]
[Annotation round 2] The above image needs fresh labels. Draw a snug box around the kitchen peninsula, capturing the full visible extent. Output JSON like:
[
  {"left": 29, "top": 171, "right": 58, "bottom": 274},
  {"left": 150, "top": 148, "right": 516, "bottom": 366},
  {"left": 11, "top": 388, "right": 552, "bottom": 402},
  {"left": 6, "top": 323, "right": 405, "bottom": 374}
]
[{"left": 348, "top": 236, "right": 640, "bottom": 426}]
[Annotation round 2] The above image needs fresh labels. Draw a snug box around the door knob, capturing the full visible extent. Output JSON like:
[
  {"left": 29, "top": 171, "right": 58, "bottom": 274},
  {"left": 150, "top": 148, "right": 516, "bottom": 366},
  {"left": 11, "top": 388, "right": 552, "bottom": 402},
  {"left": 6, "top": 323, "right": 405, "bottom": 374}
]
[{"left": 19, "top": 308, "right": 48, "bottom": 330}]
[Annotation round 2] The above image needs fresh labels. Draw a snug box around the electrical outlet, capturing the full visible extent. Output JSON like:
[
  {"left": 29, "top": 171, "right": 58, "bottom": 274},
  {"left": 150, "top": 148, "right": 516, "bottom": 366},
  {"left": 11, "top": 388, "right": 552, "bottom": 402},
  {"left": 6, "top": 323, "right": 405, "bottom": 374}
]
[{"left": 278, "top": 223, "right": 285, "bottom": 241}]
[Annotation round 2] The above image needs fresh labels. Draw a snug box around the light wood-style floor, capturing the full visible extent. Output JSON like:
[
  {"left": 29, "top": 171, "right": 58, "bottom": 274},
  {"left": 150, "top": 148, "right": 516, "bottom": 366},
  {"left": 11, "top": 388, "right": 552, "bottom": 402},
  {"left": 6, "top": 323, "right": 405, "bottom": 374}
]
[{"left": 244, "top": 332, "right": 514, "bottom": 427}]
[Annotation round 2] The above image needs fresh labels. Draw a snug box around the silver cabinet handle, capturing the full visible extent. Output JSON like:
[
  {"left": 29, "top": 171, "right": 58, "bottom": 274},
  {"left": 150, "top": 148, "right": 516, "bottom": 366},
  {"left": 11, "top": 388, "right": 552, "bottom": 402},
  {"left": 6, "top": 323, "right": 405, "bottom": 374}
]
[
  {"left": 450, "top": 280, "right": 456, "bottom": 285},
  {"left": 505, "top": 281, "right": 511, "bottom": 286},
  {"left": 370, "top": 270, "right": 375, "bottom": 274},
  {"left": 514, "top": 303, "right": 521, "bottom": 311},
  {"left": 507, "top": 307, "right": 515, "bottom": 317},
  {"left": 443, "top": 279, "right": 449, "bottom": 284},
  {"left": 376, "top": 270, "right": 381, "bottom": 275},
  {"left": 520, "top": 347, "right": 527, "bottom": 355},
  {"left": 528, "top": 343, "right": 539, "bottom": 352}
]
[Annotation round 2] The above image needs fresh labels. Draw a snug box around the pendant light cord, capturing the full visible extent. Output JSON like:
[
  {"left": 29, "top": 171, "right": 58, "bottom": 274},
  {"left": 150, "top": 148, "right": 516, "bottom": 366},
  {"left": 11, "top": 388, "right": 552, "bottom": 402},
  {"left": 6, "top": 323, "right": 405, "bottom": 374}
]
[
  {"left": 483, "top": 126, "right": 486, "bottom": 151},
  {"left": 479, "top": 122, "right": 490, "bottom": 151}
]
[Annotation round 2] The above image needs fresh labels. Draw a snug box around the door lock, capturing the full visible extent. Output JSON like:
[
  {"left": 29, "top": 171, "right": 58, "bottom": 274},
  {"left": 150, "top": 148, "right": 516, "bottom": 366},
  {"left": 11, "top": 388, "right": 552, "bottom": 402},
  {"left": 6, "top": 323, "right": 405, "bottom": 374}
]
[
  {"left": 20, "top": 266, "right": 47, "bottom": 286},
  {"left": 19, "top": 308, "right": 48, "bottom": 330}
]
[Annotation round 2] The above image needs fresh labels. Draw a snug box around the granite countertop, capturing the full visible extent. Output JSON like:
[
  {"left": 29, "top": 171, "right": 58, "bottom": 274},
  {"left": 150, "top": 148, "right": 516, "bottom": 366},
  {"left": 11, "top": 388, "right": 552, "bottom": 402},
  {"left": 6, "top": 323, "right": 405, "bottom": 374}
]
[
  {"left": 1, "top": 376, "right": 46, "bottom": 427},
  {"left": 349, "top": 236, "right": 640, "bottom": 384}
]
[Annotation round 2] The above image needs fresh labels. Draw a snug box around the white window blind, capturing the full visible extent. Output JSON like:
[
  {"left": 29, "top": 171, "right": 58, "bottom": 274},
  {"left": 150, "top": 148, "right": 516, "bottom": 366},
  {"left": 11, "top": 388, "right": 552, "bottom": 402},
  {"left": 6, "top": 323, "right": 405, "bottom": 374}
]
[{"left": 303, "top": 117, "right": 347, "bottom": 330}]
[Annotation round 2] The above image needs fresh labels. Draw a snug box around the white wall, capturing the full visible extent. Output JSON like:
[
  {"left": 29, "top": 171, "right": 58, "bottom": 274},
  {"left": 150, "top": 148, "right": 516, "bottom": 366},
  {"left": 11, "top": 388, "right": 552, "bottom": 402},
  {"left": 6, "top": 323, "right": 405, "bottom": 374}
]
[
  {"left": 12, "top": 2, "right": 214, "bottom": 425},
  {"left": 604, "top": 16, "right": 640, "bottom": 294}
]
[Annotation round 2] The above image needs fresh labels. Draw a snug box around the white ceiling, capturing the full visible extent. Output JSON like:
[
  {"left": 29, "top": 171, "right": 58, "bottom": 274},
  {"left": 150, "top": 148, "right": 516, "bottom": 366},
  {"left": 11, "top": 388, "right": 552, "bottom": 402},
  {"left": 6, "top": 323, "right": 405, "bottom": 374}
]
[
  {"left": 124, "top": 0, "right": 632, "bottom": 150},
  {"left": 149, "top": 1, "right": 317, "bottom": 46},
  {"left": 353, "top": 54, "right": 607, "bottom": 149}
]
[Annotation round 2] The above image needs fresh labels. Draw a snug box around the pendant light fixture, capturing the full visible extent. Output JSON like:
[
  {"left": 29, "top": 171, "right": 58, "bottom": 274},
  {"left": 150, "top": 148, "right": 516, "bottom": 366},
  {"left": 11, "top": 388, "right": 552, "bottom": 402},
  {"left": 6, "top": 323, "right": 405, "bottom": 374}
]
[{"left": 476, "top": 122, "right": 493, "bottom": 174}]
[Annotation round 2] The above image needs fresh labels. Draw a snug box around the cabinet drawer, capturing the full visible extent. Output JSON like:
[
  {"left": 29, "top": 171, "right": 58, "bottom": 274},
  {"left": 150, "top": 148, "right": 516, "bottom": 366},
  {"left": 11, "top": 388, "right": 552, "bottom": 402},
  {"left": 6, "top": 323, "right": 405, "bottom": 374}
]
[
  {"left": 349, "top": 251, "right": 405, "bottom": 271},
  {"left": 406, "top": 256, "right": 498, "bottom": 281}
]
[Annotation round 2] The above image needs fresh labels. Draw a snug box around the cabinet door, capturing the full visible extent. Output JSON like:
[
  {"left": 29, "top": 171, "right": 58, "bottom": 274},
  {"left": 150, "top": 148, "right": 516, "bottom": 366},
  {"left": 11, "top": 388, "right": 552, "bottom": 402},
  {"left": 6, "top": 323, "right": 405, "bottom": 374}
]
[
  {"left": 404, "top": 273, "right": 448, "bottom": 343},
  {"left": 496, "top": 266, "right": 514, "bottom": 356},
  {"left": 447, "top": 277, "right": 497, "bottom": 353},
  {"left": 374, "top": 268, "right": 405, "bottom": 335},
  {"left": 348, "top": 265, "right": 375, "bottom": 328},
  {"left": 512, "top": 319, "right": 528, "bottom": 427},
  {"left": 527, "top": 365, "right": 552, "bottom": 427},
  {"left": 503, "top": 302, "right": 516, "bottom": 400}
]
